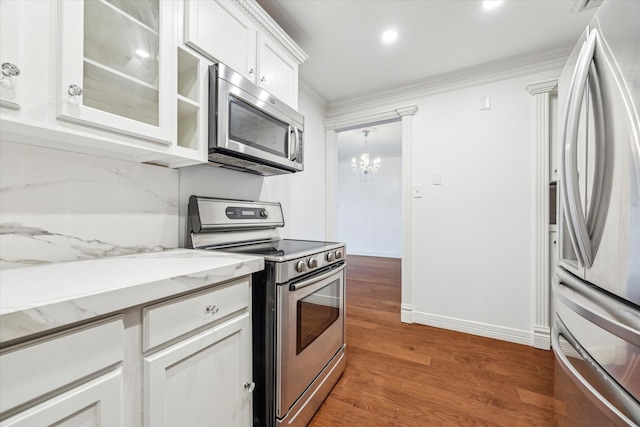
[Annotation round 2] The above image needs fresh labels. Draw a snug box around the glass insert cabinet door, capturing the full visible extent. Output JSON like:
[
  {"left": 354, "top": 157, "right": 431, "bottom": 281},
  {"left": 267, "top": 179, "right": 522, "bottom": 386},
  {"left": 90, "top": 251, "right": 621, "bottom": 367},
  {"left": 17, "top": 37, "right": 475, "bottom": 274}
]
[{"left": 57, "top": 0, "right": 173, "bottom": 144}]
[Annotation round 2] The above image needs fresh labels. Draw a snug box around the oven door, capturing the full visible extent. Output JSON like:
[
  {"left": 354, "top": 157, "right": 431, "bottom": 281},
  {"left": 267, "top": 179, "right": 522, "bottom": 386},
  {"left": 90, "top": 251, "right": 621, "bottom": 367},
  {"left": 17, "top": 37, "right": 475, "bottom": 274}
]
[{"left": 276, "top": 263, "right": 345, "bottom": 418}]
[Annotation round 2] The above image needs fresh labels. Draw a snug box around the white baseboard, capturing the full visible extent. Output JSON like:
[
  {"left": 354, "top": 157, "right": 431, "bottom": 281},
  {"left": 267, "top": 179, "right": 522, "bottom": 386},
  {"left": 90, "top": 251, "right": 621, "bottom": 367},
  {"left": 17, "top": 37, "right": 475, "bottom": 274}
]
[
  {"left": 411, "top": 310, "right": 533, "bottom": 346},
  {"left": 400, "top": 304, "right": 412, "bottom": 324},
  {"left": 346, "top": 250, "right": 401, "bottom": 259},
  {"left": 533, "top": 325, "right": 551, "bottom": 350}
]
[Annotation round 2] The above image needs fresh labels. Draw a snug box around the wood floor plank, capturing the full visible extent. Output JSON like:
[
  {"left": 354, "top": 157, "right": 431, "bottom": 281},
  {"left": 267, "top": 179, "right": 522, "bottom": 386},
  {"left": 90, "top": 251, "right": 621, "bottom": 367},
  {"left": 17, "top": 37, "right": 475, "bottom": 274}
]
[{"left": 308, "top": 255, "right": 557, "bottom": 426}]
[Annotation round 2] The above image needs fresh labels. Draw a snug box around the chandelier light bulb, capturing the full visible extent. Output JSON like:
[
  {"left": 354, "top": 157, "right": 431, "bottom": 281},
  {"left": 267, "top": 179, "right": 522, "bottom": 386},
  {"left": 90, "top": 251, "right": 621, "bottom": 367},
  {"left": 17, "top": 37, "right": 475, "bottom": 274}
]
[{"left": 352, "top": 130, "right": 381, "bottom": 180}]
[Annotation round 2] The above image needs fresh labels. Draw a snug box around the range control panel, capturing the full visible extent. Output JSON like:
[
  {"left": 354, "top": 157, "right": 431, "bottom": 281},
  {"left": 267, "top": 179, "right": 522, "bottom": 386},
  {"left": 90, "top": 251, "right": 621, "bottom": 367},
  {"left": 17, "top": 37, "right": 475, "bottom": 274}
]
[{"left": 225, "top": 207, "right": 269, "bottom": 219}]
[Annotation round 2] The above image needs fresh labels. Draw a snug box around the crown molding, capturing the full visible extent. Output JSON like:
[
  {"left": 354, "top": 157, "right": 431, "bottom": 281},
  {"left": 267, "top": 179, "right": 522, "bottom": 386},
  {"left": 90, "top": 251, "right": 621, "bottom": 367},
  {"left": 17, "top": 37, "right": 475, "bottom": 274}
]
[
  {"left": 232, "top": 0, "right": 309, "bottom": 64},
  {"left": 298, "top": 79, "right": 329, "bottom": 117},
  {"left": 526, "top": 79, "right": 559, "bottom": 95},
  {"left": 324, "top": 105, "right": 418, "bottom": 131},
  {"left": 324, "top": 43, "right": 572, "bottom": 119}
]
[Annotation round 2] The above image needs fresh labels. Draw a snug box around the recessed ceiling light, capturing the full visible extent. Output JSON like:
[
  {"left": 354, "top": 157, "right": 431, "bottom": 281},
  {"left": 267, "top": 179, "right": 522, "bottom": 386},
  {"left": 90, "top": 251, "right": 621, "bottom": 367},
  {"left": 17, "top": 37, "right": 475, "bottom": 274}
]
[
  {"left": 382, "top": 29, "right": 398, "bottom": 44},
  {"left": 483, "top": 0, "right": 503, "bottom": 11}
]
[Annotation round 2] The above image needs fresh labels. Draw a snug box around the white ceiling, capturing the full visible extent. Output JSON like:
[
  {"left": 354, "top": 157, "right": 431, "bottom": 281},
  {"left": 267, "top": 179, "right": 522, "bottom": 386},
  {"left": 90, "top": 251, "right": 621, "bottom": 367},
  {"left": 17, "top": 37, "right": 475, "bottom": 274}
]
[
  {"left": 337, "top": 122, "right": 402, "bottom": 164},
  {"left": 256, "top": 0, "right": 599, "bottom": 106}
]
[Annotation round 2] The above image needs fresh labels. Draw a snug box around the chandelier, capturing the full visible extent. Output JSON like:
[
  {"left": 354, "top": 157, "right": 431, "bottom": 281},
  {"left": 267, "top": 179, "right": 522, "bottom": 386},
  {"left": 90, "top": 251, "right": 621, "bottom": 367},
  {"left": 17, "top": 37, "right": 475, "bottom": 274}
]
[{"left": 351, "top": 130, "right": 381, "bottom": 179}]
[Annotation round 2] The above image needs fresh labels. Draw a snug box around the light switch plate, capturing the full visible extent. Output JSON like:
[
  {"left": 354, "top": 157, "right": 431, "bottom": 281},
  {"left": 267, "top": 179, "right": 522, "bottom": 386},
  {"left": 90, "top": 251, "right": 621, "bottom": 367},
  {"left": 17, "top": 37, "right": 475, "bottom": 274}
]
[{"left": 432, "top": 172, "right": 442, "bottom": 185}]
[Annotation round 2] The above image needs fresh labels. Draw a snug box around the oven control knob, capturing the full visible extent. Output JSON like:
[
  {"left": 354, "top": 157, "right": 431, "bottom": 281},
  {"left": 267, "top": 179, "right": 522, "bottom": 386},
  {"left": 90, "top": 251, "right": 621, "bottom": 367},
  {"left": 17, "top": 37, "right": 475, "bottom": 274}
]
[
  {"left": 326, "top": 251, "right": 336, "bottom": 262},
  {"left": 296, "top": 260, "right": 308, "bottom": 273},
  {"left": 307, "top": 258, "right": 318, "bottom": 269},
  {"left": 335, "top": 249, "right": 344, "bottom": 260},
  {"left": 260, "top": 209, "right": 269, "bottom": 218}
]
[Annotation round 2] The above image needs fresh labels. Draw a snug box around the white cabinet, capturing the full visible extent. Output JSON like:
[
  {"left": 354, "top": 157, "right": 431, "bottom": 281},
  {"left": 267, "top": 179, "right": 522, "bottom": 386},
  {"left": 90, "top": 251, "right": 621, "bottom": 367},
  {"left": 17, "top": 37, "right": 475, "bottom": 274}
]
[
  {"left": 0, "top": 317, "right": 124, "bottom": 426},
  {"left": 1, "top": 370, "right": 123, "bottom": 427},
  {"left": 0, "top": 1, "right": 23, "bottom": 110},
  {"left": 184, "top": 0, "right": 306, "bottom": 109},
  {"left": 57, "top": 0, "right": 173, "bottom": 144},
  {"left": 144, "top": 313, "right": 252, "bottom": 427},
  {"left": 257, "top": 34, "right": 299, "bottom": 108},
  {"left": 185, "top": 0, "right": 256, "bottom": 82},
  {"left": 143, "top": 277, "right": 253, "bottom": 427}
]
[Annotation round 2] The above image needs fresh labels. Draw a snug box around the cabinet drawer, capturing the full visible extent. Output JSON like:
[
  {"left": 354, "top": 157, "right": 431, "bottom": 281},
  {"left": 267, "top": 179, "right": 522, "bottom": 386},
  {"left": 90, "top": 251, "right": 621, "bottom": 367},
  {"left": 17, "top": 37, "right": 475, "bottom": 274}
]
[
  {"left": 0, "top": 316, "right": 124, "bottom": 414},
  {"left": 143, "top": 277, "right": 250, "bottom": 351}
]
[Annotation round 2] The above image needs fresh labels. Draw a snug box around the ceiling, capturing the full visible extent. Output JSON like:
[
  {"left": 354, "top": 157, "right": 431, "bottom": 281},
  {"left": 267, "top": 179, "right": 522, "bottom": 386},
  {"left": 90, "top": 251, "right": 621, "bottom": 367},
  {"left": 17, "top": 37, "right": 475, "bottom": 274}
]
[
  {"left": 337, "top": 121, "right": 402, "bottom": 163},
  {"left": 256, "top": 0, "right": 599, "bottom": 107}
]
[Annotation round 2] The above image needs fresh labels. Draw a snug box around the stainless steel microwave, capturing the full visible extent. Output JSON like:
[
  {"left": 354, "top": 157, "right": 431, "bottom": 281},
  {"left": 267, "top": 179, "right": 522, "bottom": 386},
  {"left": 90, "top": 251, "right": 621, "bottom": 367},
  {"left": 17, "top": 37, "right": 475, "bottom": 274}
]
[{"left": 208, "top": 63, "right": 304, "bottom": 176}]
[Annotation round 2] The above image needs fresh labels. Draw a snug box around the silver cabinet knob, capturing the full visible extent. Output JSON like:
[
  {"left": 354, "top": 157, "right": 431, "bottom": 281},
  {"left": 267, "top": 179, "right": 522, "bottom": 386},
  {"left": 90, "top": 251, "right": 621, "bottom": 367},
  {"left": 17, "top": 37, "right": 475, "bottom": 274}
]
[
  {"left": 326, "top": 251, "right": 336, "bottom": 262},
  {"left": 68, "top": 84, "right": 83, "bottom": 97},
  {"left": 244, "top": 382, "right": 255, "bottom": 392},
  {"left": 205, "top": 304, "right": 219, "bottom": 315},
  {"left": 296, "top": 260, "right": 308, "bottom": 273},
  {"left": 248, "top": 68, "right": 254, "bottom": 76},
  {"left": 1, "top": 63, "right": 20, "bottom": 78},
  {"left": 307, "top": 258, "right": 318, "bottom": 269},
  {"left": 260, "top": 76, "right": 267, "bottom": 84}
]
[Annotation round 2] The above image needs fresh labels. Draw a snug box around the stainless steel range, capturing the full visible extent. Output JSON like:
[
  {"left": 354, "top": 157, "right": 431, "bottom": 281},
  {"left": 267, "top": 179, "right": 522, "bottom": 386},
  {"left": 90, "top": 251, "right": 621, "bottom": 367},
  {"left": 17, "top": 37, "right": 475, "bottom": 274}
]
[{"left": 186, "top": 196, "right": 346, "bottom": 427}]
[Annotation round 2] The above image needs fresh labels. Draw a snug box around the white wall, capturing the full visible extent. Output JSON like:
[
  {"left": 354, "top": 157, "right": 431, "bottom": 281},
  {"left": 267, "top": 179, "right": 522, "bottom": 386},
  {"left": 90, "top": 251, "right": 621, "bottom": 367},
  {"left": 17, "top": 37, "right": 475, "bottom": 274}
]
[
  {"left": 329, "top": 68, "right": 561, "bottom": 344},
  {"left": 410, "top": 73, "right": 549, "bottom": 339},
  {"left": 178, "top": 92, "right": 327, "bottom": 246},
  {"left": 336, "top": 155, "right": 402, "bottom": 257}
]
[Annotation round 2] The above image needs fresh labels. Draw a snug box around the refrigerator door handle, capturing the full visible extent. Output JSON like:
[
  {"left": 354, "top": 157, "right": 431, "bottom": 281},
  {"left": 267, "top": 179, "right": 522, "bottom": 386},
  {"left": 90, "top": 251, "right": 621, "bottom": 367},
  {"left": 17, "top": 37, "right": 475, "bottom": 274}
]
[
  {"left": 553, "top": 271, "right": 640, "bottom": 345},
  {"left": 564, "top": 28, "right": 599, "bottom": 268},
  {"left": 584, "top": 53, "right": 612, "bottom": 264},
  {"left": 552, "top": 320, "right": 640, "bottom": 426},
  {"left": 559, "top": 35, "right": 589, "bottom": 267}
]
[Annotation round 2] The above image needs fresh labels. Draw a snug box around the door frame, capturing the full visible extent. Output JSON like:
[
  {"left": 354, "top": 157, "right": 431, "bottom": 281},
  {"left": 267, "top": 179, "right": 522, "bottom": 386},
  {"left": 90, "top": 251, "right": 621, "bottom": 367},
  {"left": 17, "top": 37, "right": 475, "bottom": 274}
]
[{"left": 324, "top": 105, "right": 418, "bottom": 323}]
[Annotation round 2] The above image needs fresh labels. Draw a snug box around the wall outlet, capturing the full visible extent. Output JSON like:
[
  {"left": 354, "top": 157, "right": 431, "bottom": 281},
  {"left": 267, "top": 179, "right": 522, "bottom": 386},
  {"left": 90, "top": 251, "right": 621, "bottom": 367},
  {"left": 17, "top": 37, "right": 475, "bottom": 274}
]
[{"left": 412, "top": 185, "right": 423, "bottom": 198}]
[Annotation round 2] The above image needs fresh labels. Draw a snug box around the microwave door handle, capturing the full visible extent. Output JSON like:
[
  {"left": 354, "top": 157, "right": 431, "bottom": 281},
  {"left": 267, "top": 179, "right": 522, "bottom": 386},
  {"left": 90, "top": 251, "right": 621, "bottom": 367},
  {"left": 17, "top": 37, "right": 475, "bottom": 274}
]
[
  {"left": 289, "top": 127, "right": 300, "bottom": 161},
  {"left": 552, "top": 321, "right": 640, "bottom": 426},
  {"left": 563, "top": 29, "right": 598, "bottom": 267}
]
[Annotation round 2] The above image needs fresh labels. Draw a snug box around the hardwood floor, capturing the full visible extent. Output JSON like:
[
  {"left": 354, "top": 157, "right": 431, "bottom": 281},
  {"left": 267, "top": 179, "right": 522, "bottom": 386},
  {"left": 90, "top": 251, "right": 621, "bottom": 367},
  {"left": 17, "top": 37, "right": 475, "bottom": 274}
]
[{"left": 308, "top": 255, "right": 560, "bottom": 426}]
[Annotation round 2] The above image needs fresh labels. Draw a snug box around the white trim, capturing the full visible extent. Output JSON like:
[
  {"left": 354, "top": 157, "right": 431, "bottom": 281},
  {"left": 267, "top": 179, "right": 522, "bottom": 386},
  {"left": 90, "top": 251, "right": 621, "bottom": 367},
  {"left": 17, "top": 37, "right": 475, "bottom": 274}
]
[
  {"left": 346, "top": 250, "right": 401, "bottom": 259},
  {"left": 401, "top": 304, "right": 412, "bottom": 324},
  {"left": 299, "top": 80, "right": 329, "bottom": 117},
  {"left": 325, "top": 105, "right": 418, "bottom": 324},
  {"left": 412, "top": 311, "right": 533, "bottom": 346},
  {"left": 527, "top": 78, "right": 558, "bottom": 350},
  {"left": 325, "top": 129, "right": 338, "bottom": 241},
  {"left": 326, "top": 44, "right": 571, "bottom": 119},
  {"left": 232, "top": 0, "right": 308, "bottom": 64}
]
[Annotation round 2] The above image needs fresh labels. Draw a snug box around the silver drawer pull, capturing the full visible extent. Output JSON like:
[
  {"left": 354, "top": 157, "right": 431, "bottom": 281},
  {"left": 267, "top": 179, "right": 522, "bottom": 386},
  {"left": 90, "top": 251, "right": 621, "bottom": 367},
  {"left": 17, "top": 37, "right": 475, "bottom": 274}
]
[
  {"left": 244, "top": 381, "right": 255, "bottom": 393},
  {"left": 205, "top": 304, "right": 219, "bottom": 315}
]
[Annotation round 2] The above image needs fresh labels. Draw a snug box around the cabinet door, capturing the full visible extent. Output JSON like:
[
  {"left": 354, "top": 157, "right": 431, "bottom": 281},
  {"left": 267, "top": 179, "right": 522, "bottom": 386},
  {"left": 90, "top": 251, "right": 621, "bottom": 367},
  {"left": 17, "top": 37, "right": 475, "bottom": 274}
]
[
  {"left": 0, "top": 0, "right": 23, "bottom": 110},
  {"left": 1, "top": 369, "right": 123, "bottom": 427},
  {"left": 257, "top": 34, "right": 298, "bottom": 109},
  {"left": 57, "top": 0, "right": 173, "bottom": 144},
  {"left": 144, "top": 313, "right": 252, "bottom": 427},
  {"left": 185, "top": 0, "right": 257, "bottom": 82}
]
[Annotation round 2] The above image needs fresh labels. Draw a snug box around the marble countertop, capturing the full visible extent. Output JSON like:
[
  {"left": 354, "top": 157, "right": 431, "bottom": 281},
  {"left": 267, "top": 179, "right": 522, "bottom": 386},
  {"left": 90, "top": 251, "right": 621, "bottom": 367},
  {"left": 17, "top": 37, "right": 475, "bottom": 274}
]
[{"left": 0, "top": 249, "right": 264, "bottom": 344}]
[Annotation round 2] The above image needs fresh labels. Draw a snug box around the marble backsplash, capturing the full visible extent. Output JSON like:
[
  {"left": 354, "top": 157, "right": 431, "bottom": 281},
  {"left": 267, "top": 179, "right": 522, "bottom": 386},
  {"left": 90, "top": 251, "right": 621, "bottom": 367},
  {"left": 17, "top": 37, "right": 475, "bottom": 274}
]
[{"left": 0, "top": 141, "right": 179, "bottom": 270}]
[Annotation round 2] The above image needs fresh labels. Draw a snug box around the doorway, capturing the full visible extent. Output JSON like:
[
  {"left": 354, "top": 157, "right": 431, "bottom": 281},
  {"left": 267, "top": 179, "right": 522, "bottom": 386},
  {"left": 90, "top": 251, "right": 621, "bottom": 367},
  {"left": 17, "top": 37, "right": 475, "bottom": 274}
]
[{"left": 324, "top": 105, "right": 418, "bottom": 323}]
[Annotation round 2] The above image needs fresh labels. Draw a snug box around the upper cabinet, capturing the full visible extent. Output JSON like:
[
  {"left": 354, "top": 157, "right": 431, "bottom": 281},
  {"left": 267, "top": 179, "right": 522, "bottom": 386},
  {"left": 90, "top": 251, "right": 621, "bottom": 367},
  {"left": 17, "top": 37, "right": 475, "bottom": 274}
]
[
  {"left": 0, "top": 0, "right": 306, "bottom": 168},
  {"left": 184, "top": 0, "right": 306, "bottom": 109},
  {"left": 0, "top": 1, "right": 23, "bottom": 110},
  {"left": 57, "top": 0, "right": 173, "bottom": 143}
]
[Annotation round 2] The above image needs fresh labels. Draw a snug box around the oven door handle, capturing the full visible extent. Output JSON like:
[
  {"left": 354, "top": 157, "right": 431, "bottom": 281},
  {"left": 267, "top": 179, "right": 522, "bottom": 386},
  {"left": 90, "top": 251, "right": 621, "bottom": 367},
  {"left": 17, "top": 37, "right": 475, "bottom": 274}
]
[{"left": 289, "top": 263, "right": 346, "bottom": 291}]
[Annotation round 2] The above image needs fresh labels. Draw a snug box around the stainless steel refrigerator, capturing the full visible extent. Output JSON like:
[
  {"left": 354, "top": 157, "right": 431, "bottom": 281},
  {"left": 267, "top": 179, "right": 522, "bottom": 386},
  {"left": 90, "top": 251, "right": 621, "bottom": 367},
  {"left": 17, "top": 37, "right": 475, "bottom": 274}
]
[{"left": 553, "top": 0, "right": 639, "bottom": 425}]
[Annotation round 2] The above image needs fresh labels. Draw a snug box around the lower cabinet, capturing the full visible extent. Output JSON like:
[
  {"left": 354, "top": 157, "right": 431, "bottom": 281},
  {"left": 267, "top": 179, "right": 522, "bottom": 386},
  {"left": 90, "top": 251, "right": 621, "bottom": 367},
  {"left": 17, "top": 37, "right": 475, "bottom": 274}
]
[
  {"left": 144, "top": 313, "right": 252, "bottom": 427},
  {"left": 1, "top": 369, "right": 123, "bottom": 427},
  {"left": 0, "top": 276, "right": 253, "bottom": 427}
]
